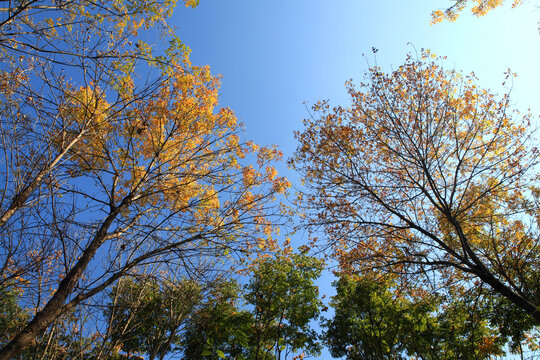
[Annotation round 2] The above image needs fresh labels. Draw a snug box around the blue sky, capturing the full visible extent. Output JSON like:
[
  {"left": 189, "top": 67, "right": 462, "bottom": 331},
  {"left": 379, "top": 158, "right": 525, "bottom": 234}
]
[
  {"left": 170, "top": 0, "right": 539, "bottom": 154},
  {"left": 168, "top": 1, "right": 539, "bottom": 358}
]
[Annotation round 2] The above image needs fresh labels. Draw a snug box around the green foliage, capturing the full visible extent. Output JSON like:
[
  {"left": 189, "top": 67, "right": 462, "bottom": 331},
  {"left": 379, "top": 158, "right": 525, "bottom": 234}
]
[
  {"left": 486, "top": 295, "right": 538, "bottom": 353},
  {"left": 182, "top": 280, "right": 254, "bottom": 360},
  {"left": 324, "top": 275, "right": 513, "bottom": 360},
  {"left": 324, "top": 276, "right": 417, "bottom": 360},
  {"left": 245, "top": 248, "right": 324, "bottom": 359},
  {"left": 106, "top": 277, "right": 201, "bottom": 360},
  {"left": 0, "top": 284, "right": 28, "bottom": 346},
  {"left": 181, "top": 248, "right": 325, "bottom": 360}
]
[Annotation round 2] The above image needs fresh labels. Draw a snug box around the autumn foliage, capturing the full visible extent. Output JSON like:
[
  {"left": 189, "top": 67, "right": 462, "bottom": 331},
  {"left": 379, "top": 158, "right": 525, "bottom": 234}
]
[
  {"left": 0, "top": 0, "right": 289, "bottom": 358},
  {"left": 1, "top": 0, "right": 539, "bottom": 358},
  {"left": 291, "top": 51, "right": 539, "bottom": 325},
  {"left": 431, "top": 0, "right": 523, "bottom": 23}
]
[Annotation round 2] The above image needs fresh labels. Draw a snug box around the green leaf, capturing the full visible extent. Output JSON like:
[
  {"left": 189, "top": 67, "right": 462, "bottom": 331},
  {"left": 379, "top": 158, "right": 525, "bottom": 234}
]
[{"left": 216, "top": 350, "right": 225, "bottom": 358}]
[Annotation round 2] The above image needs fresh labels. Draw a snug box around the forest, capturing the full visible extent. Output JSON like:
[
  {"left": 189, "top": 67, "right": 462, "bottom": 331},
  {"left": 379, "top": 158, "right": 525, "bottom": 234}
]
[{"left": 0, "top": 0, "right": 538, "bottom": 359}]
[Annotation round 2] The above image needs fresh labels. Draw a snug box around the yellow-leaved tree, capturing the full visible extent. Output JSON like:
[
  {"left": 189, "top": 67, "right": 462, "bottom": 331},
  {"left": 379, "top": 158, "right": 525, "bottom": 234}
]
[
  {"left": 0, "top": 1, "right": 290, "bottom": 358},
  {"left": 291, "top": 52, "right": 539, "bottom": 328}
]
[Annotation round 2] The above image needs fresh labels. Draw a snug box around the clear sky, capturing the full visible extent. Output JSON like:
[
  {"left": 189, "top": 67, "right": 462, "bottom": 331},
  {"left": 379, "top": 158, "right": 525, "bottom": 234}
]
[
  {"left": 170, "top": 0, "right": 539, "bottom": 154},
  {"left": 168, "top": 1, "right": 539, "bottom": 358}
]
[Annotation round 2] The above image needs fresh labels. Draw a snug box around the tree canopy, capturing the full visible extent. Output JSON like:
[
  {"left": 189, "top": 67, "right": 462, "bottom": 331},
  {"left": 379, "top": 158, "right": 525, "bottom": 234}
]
[
  {"left": 324, "top": 274, "right": 518, "bottom": 359},
  {"left": 1, "top": 1, "right": 539, "bottom": 359},
  {"left": 105, "top": 277, "right": 201, "bottom": 360},
  {"left": 0, "top": 0, "right": 289, "bottom": 357},
  {"left": 182, "top": 247, "right": 324, "bottom": 360},
  {"left": 291, "top": 51, "right": 540, "bottom": 326}
]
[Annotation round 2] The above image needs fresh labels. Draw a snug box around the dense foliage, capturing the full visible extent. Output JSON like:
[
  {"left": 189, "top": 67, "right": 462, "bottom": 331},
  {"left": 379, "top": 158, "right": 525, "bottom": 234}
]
[
  {"left": 182, "top": 248, "right": 324, "bottom": 360},
  {"left": 0, "top": 1, "right": 538, "bottom": 359},
  {"left": 292, "top": 51, "right": 539, "bottom": 325},
  {"left": 324, "top": 274, "right": 527, "bottom": 359},
  {"left": 0, "top": 0, "right": 289, "bottom": 357}
]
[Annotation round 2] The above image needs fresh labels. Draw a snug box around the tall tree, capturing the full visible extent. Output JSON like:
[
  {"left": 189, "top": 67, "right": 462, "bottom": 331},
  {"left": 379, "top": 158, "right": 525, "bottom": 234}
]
[
  {"left": 0, "top": 0, "right": 290, "bottom": 358},
  {"left": 105, "top": 277, "right": 201, "bottom": 360},
  {"left": 324, "top": 274, "right": 515, "bottom": 359},
  {"left": 291, "top": 51, "right": 540, "bottom": 324},
  {"left": 181, "top": 248, "right": 324, "bottom": 360},
  {"left": 245, "top": 247, "right": 324, "bottom": 360},
  {"left": 181, "top": 280, "right": 254, "bottom": 360}
]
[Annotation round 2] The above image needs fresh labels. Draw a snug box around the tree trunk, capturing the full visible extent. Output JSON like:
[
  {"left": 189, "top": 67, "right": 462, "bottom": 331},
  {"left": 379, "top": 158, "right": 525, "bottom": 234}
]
[{"left": 0, "top": 207, "right": 119, "bottom": 360}]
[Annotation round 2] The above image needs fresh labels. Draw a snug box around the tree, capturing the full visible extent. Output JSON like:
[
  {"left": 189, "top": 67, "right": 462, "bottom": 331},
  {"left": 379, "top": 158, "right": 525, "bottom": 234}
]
[
  {"left": 1, "top": 280, "right": 103, "bottom": 360},
  {"left": 181, "top": 280, "right": 254, "bottom": 360},
  {"left": 181, "top": 248, "right": 324, "bottom": 360},
  {"left": 324, "top": 275, "right": 410, "bottom": 360},
  {"left": 245, "top": 247, "right": 324, "bottom": 360},
  {"left": 291, "top": 51, "right": 540, "bottom": 325},
  {"left": 324, "top": 274, "right": 510, "bottom": 359},
  {"left": 0, "top": 0, "right": 290, "bottom": 357},
  {"left": 431, "top": 0, "right": 523, "bottom": 23},
  {"left": 105, "top": 277, "right": 201, "bottom": 360}
]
